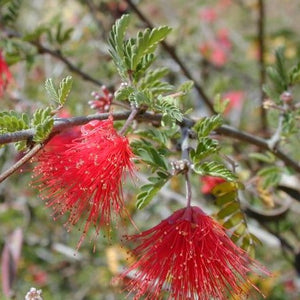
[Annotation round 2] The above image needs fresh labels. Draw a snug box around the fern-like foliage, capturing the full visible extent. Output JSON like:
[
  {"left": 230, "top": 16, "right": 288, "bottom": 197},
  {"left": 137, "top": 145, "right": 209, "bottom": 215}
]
[
  {"left": 0, "top": 111, "right": 29, "bottom": 133},
  {"left": 264, "top": 48, "right": 300, "bottom": 102},
  {"left": 212, "top": 183, "right": 260, "bottom": 256},
  {"left": 194, "top": 114, "right": 223, "bottom": 138},
  {"left": 136, "top": 171, "right": 170, "bottom": 209},
  {"left": 31, "top": 107, "right": 54, "bottom": 143},
  {"left": 0, "top": 111, "right": 30, "bottom": 151},
  {"left": 108, "top": 14, "right": 171, "bottom": 82},
  {"left": 193, "top": 161, "right": 237, "bottom": 182},
  {"left": 108, "top": 14, "right": 131, "bottom": 80},
  {"left": 156, "top": 95, "right": 183, "bottom": 126},
  {"left": 139, "top": 68, "right": 174, "bottom": 97},
  {"left": 0, "top": 0, "right": 22, "bottom": 25},
  {"left": 190, "top": 137, "right": 219, "bottom": 162},
  {"left": 45, "top": 76, "right": 73, "bottom": 105},
  {"left": 131, "top": 138, "right": 173, "bottom": 209}
]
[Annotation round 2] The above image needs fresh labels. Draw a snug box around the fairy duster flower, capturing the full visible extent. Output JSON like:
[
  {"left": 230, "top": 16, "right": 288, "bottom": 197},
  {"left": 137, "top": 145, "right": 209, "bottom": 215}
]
[
  {"left": 33, "top": 119, "right": 134, "bottom": 247},
  {"left": 119, "top": 206, "right": 268, "bottom": 300}
]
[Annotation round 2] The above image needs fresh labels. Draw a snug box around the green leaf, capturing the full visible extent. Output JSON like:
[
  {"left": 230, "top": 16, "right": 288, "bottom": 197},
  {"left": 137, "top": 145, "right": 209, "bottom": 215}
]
[
  {"left": 135, "top": 147, "right": 168, "bottom": 171},
  {"left": 31, "top": 107, "right": 54, "bottom": 143},
  {"left": 178, "top": 80, "right": 194, "bottom": 94},
  {"left": 193, "top": 161, "right": 237, "bottom": 181},
  {"left": 129, "top": 90, "right": 151, "bottom": 107},
  {"left": 0, "top": 111, "right": 30, "bottom": 151},
  {"left": 213, "top": 184, "right": 260, "bottom": 254},
  {"left": 215, "top": 191, "right": 236, "bottom": 206},
  {"left": 132, "top": 139, "right": 170, "bottom": 171},
  {"left": 156, "top": 95, "right": 183, "bottom": 126},
  {"left": 45, "top": 78, "right": 59, "bottom": 103},
  {"left": 58, "top": 75, "right": 73, "bottom": 105},
  {"left": 217, "top": 202, "right": 240, "bottom": 219},
  {"left": 139, "top": 68, "right": 174, "bottom": 97},
  {"left": 54, "top": 22, "right": 74, "bottom": 45},
  {"left": 136, "top": 127, "right": 174, "bottom": 146},
  {"left": 213, "top": 94, "right": 229, "bottom": 114},
  {"left": 141, "top": 68, "right": 169, "bottom": 85},
  {"left": 194, "top": 114, "right": 223, "bottom": 138},
  {"left": 131, "top": 26, "right": 172, "bottom": 70},
  {"left": 258, "top": 165, "right": 282, "bottom": 189},
  {"left": 108, "top": 14, "right": 131, "bottom": 79},
  {"left": 222, "top": 212, "right": 244, "bottom": 229},
  {"left": 274, "top": 48, "right": 288, "bottom": 88},
  {"left": 14, "top": 140, "right": 27, "bottom": 151},
  {"left": 2, "top": 0, "right": 22, "bottom": 24},
  {"left": 23, "top": 25, "right": 49, "bottom": 42},
  {"left": 136, "top": 174, "right": 170, "bottom": 209},
  {"left": 114, "top": 85, "right": 135, "bottom": 101},
  {"left": 289, "top": 61, "right": 300, "bottom": 85},
  {"left": 45, "top": 76, "right": 72, "bottom": 106},
  {"left": 190, "top": 137, "right": 218, "bottom": 162},
  {"left": 264, "top": 48, "right": 290, "bottom": 100},
  {"left": 0, "top": 111, "right": 30, "bottom": 133},
  {"left": 249, "top": 152, "right": 275, "bottom": 163}
]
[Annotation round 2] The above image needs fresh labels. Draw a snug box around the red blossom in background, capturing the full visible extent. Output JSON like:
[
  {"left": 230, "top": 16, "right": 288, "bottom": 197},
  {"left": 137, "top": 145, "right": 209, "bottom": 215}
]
[
  {"left": 201, "top": 175, "right": 226, "bottom": 194},
  {"left": 223, "top": 90, "right": 244, "bottom": 114},
  {"left": 199, "top": 7, "right": 217, "bottom": 23},
  {"left": 118, "top": 206, "right": 268, "bottom": 300},
  {"left": 198, "top": 26, "right": 232, "bottom": 67},
  {"left": 33, "top": 119, "right": 134, "bottom": 248},
  {"left": 199, "top": 42, "right": 228, "bottom": 67},
  {"left": 0, "top": 51, "right": 13, "bottom": 97},
  {"left": 216, "top": 28, "right": 232, "bottom": 51}
]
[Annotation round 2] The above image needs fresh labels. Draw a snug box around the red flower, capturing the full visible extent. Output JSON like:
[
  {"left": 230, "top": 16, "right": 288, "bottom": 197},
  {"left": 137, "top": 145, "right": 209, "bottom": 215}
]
[
  {"left": 44, "top": 111, "right": 81, "bottom": 152},
  {"left": 201, "top": 175, "right": 225, "bottom": 194},
  {"left": 33, "top": 119, "right": 134, "bottom": 247},
  {"left": 217, "top": 28, "right": 232, "bottom": 51},
  {"left": 199, "top": 7, "right": 217, "bottom": 23},
  {"left": 118, "top": 206, "right": 268, "bottom": 300},
  {"left": 199, "top": 42, "right": 229, "bottom": 67},
  {"left": 89, "top": 86, "right": 113, "bottom": 113},
  {"left": 223, "top": 90, "right": 244, "bottom": 114},
  {"left": 0, "top": 51, "right": 13, "bottom": 97}
]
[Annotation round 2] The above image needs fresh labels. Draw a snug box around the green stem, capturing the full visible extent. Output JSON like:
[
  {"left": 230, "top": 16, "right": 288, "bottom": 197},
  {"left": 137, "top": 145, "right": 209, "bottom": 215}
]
[{"left": 118, "top": 106, "right": 139, "bottom": 136}]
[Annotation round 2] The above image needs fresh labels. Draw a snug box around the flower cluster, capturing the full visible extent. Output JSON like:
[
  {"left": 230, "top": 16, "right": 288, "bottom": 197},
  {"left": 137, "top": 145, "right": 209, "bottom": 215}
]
[
  {"left": 89, "top": 86, "right": 113, "bottom": 113},
  {"left": 118, "top": 206, "right": 268, "bottom": 300},
  {"left": 33, "top": 118, "right": 133, "bottom": 247}
]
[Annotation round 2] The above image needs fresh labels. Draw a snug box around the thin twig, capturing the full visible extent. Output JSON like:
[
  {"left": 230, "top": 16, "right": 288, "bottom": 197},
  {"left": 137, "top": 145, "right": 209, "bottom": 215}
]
[
  {"left": 0, "top": 143, "right": 44, "bottom": 184},
  {"left": 267, "top": 111, "right": 284, "bottom": 150},
  {"left": 33, "top": 42, "right": 103, "bottom": 87},
  {"left": 258, "top": 0, "right": 267, "bottom": 131},
  {"left": 118, "top": 106, "right": 139, "bottom": 135},
  {"left": 1, "top": 112, "right": 300, "bottom": 173},
  {"left": 180, "top": 126, "right": 192, "bottom": 207},
  {"left": 85, "top": 0, "right": 106, "bottom": 39},
  {"left": 125, "top": 0, "right": 215, "bottom": 113},
  {"left": 216, "top": 124, "right": 300, "bottom": 172},
  {"left": 185, "top": 172, "right": 192, "bottom": 208}
]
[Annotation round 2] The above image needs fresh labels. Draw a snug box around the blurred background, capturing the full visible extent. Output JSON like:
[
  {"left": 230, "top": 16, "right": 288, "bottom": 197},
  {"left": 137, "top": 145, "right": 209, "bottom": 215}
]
[{"left": 1, "top": 0, "right": 300, "bottom": 299}]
